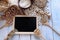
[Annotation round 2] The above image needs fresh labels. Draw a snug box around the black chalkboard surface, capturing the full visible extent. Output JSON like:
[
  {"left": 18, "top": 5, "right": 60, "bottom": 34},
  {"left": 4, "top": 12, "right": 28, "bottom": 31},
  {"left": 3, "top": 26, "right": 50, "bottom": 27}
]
[{"left": 13, "top": 15, "right": 37, "bottom": 34}]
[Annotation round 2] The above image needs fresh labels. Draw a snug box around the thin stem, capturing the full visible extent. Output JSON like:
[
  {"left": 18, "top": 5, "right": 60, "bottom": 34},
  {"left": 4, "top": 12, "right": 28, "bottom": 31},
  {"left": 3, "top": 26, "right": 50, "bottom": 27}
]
[
  {"left": 34, "top": 29, "right": 46, "bottom": 40},
  {"left": 0, "top": 24, "right": 8, "bottom": 29},
  {"left": 44, "top": 22, "right": 60, "bottom": 36},
  {"left": 4, "top": 30, "right": 15, "bottom": 40}
]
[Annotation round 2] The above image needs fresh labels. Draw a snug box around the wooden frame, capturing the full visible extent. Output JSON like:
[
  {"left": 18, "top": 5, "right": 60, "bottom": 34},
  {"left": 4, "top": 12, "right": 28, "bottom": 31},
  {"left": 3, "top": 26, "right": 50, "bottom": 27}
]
[{"left": 13, "top": 15, "right": 38, "bottom": 34}]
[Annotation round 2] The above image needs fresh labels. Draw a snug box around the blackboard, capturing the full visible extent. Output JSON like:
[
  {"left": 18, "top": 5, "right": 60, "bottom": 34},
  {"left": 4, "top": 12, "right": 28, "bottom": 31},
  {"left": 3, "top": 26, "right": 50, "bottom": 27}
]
[{"left": 14, "top": 16, "right": 37, "bottom": 33}]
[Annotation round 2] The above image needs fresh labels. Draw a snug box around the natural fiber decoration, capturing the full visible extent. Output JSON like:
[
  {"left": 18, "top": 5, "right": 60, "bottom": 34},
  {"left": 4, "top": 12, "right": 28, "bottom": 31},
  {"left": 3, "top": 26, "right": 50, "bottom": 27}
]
[
  {"left": 23, "top": 0, "right": 60, "bottom": 36},
  {"left": 4, "top": 30, "right": 15, "bottom": 40},
  {"left": 0, "top": 0, "right": 8, "bottom": 3},
  {"left": 39, "top": 11, "right": 60, "bottom": 36},
  {"left": 0, "top": 0, "right": 10, "bottom": 12},
  {"left": 34, "top": 29, "right": 46, "bottom": 40},
  {"left": 33, "top": 0, "right": 47, "bottom": 9},
  {"left": 0, "top": 5, "right": 25, "bottom": 29},
  {"left": 42, "top": 22, "right": 60, "bottom": 36},
  {"left": 23, "top": 3, "right": 50, "bottom": 25},
  {"left": 0, "top": 0, "right": 60, "bottom": 40}
]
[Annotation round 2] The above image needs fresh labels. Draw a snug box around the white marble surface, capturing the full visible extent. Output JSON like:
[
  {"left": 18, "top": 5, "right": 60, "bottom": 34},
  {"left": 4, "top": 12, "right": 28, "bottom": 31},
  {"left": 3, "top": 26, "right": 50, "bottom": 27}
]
[{"left": 0, "top": 0, "right": 60, "bottom": 40}]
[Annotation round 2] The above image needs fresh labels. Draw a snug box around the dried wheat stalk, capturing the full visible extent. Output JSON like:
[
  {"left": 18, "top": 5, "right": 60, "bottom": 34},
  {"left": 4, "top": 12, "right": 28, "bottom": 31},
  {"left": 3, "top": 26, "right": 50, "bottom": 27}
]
[
  {"left": 0, "top": 0, "right": 60, "bottom": 40},
  {"left": 0, "top": 5, "right": 25, "bottom": 29},
  {"left": 23, "top": 0, "right": 60, "bottom": 38},
  {"left": 34, "top": 29, "right": 46, "bottom": 40},
  {"left": 39, "top": 11, "right": 60, "bottom": 36},
  {"left": 0, "top": 0, "right": 10, "bottom": 12},
  {"left": 4, "top": 30, "right": 15, "bottom": 40},
  {"left": 0, "top": 0, "right": 8, "bottom": 4}
]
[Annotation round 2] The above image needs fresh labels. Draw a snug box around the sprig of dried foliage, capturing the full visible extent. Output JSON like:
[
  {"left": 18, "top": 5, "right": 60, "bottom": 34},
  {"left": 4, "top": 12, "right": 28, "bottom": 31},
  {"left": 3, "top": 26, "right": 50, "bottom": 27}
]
[
  {"left": 34, "top": 29, "right": 46, "bottom": 40},
  {"left": 4, "top": 30, "right": 15, "bottom": 40},
  {"left": 0, "top": 0, "right": 10, "bottom": 12},
  {"left": 0, "top": 5, "right": 25, "bottom": 29},
  {"left": 0, "top": 0, "right": 60, "bottom": 40}
]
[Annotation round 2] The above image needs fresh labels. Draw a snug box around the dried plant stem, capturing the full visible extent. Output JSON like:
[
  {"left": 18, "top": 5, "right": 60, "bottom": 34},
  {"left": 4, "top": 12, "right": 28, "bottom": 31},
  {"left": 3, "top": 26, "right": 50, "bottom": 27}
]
[
  {"left": 39, "top": 11, "right": 60, "bottom": 36},
  {"left": 34, "top": 29, "right": 46, "bottom": 40},
  {"left": 0, "top": 23, "right": 11, "bottom": 29},
  {"left": 0, "top": 5, "right": 25, "bottom": 29},
  {"left": 4, "top": 30, "right": 15, "bottom": 40},
  {"left": 0, "top": 24, "right": 8, "bottom": 29},
  {"left": 0, "top": 21, "right": 12, "bottom": 29},
  {"left": 43, "top": 22, "right": 60, "bottom": 36}
]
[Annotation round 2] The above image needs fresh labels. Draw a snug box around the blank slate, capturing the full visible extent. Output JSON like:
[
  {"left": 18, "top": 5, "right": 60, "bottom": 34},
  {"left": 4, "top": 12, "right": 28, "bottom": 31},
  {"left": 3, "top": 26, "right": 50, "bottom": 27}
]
[{"left": 13, "top": 15, "right": 38, "bottom": 34}]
